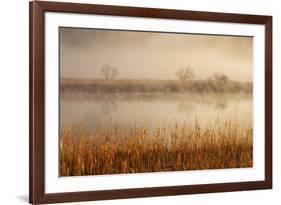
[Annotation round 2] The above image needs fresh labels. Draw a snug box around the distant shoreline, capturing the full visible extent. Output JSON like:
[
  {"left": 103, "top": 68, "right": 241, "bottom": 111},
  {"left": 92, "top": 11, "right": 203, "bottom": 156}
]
[{"left": 60, "top": 79, "right": 252, "bottom": 94}]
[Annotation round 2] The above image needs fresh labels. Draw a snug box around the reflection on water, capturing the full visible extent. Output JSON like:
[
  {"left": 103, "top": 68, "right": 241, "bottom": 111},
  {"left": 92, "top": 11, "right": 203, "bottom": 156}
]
[{"left": 60, "top": 92, "right": 252, "bottom": 134}]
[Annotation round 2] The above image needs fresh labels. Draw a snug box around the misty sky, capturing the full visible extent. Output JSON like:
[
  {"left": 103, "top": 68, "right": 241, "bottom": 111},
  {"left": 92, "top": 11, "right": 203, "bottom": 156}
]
[{"left": 60, "top": 27, "right": 253, "bottom": 81}]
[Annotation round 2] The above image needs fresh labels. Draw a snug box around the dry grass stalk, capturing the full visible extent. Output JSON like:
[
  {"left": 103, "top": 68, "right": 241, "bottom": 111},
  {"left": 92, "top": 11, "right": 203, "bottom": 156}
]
[{"left": 60, "top": 119, "right": 253, "bottom": 176}]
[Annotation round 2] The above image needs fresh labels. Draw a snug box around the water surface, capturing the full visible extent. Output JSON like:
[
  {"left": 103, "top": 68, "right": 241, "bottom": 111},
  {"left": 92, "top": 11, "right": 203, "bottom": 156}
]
[{"left": 60, "top": 92, "right": 252, "bottom": 135}]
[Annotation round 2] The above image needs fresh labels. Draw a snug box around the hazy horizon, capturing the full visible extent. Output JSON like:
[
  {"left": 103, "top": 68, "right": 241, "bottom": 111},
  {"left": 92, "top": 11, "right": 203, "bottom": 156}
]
[{"left": 60, "top": 27, "right": 253, "bottom": 82}]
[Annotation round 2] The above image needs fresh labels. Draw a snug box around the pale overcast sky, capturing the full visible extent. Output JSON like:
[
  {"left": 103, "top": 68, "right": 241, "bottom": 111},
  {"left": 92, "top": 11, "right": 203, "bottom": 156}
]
[{"left": 60, "top": 27, "right": 253, "bottom": 81}]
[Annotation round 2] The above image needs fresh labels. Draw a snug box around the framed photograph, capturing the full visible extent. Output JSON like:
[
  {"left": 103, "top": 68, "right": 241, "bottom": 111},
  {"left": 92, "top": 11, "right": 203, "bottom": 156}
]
[{"left": 29, "top": 1, "right": 272, "bottom": 204}]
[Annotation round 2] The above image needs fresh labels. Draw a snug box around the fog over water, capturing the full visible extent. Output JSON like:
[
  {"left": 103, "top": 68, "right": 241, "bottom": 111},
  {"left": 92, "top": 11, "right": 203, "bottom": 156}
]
[
  {"left": 60, "top": 27, "right": 253, "bottom": 81},
  {"left": 60, "top": 93, "right": 252, "bottom": 134}
]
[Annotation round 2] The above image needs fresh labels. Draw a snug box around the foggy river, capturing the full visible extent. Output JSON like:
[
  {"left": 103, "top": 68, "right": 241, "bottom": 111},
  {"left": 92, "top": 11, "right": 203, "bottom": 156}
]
[{"left": 60, "top": 92, "right": 252, "bottom": 134}]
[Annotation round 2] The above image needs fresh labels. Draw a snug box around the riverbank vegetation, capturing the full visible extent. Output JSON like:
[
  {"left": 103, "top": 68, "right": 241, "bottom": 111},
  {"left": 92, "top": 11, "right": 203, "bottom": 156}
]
[{"left": 60, "top": 119, "right": 253, "bottom": 176}]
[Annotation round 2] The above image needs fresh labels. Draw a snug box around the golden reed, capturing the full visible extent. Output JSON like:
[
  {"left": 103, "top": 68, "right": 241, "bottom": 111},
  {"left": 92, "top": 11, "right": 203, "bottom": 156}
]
[{"left": 60, "top": 119, "right": 253, "bottom": 176}]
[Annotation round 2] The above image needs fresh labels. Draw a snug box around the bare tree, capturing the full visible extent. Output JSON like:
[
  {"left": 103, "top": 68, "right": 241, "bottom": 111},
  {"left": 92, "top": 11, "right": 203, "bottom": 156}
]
[
  {"left": 100, "top": 64, "right": 111, "bottom": 80},
  {"left": 110, "top": 67, "right": 119, "bottom": 80},
  {"left": 176, "top": 66, "right": 195, "bottom": 83},
  {"left": 99, "top": 64, "right": 119, "bottom": 80},
  {"left": 212, "top": 73, "right": 229, "bottom": 84}
]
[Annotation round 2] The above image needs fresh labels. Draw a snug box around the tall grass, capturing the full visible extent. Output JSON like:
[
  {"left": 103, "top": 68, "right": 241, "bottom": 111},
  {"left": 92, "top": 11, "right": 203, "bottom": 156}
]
[{"left": 60, "top": 119, "right": 252, "bottom": 176}]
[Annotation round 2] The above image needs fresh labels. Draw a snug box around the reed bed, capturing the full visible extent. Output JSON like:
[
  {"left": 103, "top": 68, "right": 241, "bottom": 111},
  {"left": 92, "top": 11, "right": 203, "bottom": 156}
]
[{"left": 60, "top": 119, "right": 253, "bottom": 176}]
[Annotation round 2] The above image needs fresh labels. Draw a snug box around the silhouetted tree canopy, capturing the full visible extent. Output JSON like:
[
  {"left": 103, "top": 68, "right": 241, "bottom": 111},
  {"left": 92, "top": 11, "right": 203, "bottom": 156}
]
[
  {"left": 212, "top": 73, "right": 229, "bottom": 84},
  {"left": 99, "top": 64, "right": 119, "bottom": 80},
  {"left": 176, "top": 66, "right": 195, "bottom": 83}
]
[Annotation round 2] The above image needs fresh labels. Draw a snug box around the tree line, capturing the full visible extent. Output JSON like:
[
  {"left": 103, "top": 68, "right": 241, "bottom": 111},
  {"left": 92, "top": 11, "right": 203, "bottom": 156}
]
[{"left": 99, "top": 64, "right": 230, "bottom": 85}]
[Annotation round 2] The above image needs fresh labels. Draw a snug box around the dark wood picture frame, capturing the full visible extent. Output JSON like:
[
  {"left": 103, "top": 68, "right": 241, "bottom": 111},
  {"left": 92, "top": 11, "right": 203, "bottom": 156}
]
[{"left": 29, "top": 1, "right": 272, "bottom": 204}]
